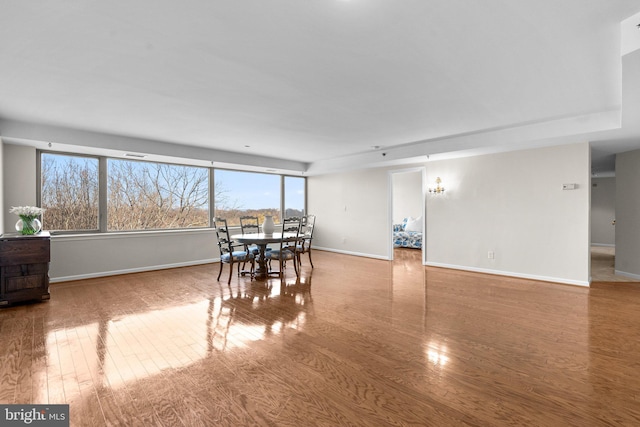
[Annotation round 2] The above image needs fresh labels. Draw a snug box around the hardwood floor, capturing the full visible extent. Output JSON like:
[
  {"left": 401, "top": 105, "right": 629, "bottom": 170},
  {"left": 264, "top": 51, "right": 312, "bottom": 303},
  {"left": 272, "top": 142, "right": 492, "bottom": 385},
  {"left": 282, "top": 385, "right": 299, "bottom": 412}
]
[
  {"left": 591, "top": 245, "right": 639, "bottom": 282},
  {"left": 2, "top": 248, "right": 640, "bottom": 426}
]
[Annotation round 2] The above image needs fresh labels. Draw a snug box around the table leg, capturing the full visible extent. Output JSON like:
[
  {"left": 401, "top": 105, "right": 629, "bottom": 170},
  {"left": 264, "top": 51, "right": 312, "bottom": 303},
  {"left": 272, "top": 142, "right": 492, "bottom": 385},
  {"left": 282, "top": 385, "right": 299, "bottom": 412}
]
[{"left": 255, "top": 243, "right": 269, "bottom": 279}]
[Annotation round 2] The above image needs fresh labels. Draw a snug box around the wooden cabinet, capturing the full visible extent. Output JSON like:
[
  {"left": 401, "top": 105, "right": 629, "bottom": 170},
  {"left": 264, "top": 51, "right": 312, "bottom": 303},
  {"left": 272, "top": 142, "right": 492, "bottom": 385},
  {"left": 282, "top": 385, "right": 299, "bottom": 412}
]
[{"left": 0, "top": 232, "right": 50, "bottom": 306}]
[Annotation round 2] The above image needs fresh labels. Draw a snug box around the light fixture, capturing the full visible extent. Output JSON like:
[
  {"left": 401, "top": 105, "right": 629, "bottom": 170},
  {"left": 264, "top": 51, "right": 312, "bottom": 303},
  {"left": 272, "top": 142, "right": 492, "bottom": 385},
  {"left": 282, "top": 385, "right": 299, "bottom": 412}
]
[{"left": 428, "top": 177, "right": 445, "bottom": 194}]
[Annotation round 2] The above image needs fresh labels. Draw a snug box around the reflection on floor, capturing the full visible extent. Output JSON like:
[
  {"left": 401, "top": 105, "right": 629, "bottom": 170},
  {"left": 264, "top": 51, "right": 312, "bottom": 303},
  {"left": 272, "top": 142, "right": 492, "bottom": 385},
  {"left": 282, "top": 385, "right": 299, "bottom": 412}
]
[{"left": 591, "top": 245, "right": 638, "bottom": 282}]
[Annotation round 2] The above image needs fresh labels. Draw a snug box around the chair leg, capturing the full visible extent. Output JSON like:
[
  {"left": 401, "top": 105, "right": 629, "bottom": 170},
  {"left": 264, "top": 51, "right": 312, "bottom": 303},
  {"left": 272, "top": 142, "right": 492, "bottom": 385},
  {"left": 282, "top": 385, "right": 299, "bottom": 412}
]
[
  {"left": 217, "top": 261, "right": 223, "bottom": 281},
  {"left": 227, "top": 261, "right": 233, "bottom": 285},
  {"left": 280, "top": 257, "right": 285, "bottom": 278},
  {"left": 308, "top": 249, "right": 314, "bottom": 268},
  {"left": 236, "top": 261, "right": 249, "bottom": 280},
  {"left": 293, "top": 255, "right": 299, "bottom": 276}
]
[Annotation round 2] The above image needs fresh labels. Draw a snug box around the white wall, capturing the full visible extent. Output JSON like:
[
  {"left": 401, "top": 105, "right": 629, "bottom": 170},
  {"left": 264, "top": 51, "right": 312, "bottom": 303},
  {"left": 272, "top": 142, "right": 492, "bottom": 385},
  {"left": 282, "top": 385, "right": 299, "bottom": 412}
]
[
  {"left": 2, "top": 143, "right": 221, "bottom": 282},
  {"left": 2, "top": 144, "right": 37, "bottom": 232},
  {"left": 50, "top": 231, "right": 217, "bottom": 281},
  {"left": 0, "top": 137, "right": 4, "bottom": 235},
  {"left": 392, "top": 171, "right": 422, "bottom": 224},
  {"left": 426, "top": 143, "right": 591, "bottom": 286},
  {"left": 310, "top": 143, "right": 592, "bottom": 286},
  {"left": 615, "top": 149, "right": 640, "bottom": 279},
  {"left": 308, "top": 167, "right": 395, "bottom": 259},
  {"left": 590, "top": 177, "right": 616, "bottom": 246}
]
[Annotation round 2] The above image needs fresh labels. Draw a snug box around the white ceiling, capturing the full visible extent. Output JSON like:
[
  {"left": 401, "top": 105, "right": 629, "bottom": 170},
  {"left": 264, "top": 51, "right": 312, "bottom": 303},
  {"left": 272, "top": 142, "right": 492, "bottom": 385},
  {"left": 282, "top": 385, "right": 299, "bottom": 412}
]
[{"left": 1, "top": 1, "right": 640, "bottom": 175}]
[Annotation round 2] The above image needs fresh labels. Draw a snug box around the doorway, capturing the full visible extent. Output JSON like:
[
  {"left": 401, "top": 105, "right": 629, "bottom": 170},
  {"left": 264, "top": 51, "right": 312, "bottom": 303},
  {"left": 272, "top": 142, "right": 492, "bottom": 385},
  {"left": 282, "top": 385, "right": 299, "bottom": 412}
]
[
  {"left": 389, "top": 167, "right": 426, "bottom": 264},
  {"left": 590, "top": 176, "right": 617, "bottom": 281}
]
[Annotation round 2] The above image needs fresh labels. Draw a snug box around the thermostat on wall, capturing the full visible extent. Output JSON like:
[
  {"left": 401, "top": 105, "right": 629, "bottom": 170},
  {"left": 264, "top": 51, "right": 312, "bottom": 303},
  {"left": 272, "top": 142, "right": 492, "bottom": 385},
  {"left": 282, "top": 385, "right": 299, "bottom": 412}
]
[{"left": 562, "top": 183, "right": 577, "bottom": 190}]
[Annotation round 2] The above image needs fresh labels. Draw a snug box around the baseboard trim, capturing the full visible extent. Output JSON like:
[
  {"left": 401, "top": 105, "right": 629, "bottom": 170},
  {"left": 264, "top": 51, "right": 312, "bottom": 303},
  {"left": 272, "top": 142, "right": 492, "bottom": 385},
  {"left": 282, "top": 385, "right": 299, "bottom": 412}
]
[
  {"left": 50, "top": 258, "right": 218, "bottom": 283},
  {"left": 50, "top": 253, "right": 594, "bottom": 287},
  {"left": 591, "top": 243, "right": 615, "bottom": 247},
  {"left": 313, "top": 247, "right": 390, "bottom": 261},
  {"left": 614, "top": 270, "right": 640, "bottom": 280},
  {"left": 425, "top": 262, "right": 590, "bottom": 287}
]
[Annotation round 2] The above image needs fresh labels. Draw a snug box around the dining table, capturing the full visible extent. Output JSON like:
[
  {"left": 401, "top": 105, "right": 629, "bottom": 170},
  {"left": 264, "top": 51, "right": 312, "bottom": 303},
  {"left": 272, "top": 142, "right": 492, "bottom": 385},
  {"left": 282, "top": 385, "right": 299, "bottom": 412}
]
[{"left": 231, "top": 232, "right": 298, "bottom": 279}]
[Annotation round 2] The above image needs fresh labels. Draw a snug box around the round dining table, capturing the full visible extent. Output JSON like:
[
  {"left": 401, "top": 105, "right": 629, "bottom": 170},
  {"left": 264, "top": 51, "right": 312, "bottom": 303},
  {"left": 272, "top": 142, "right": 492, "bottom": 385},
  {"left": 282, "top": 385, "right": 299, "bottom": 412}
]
[{"left": 231, "top": 232, "right": 298, "bottom": 279}]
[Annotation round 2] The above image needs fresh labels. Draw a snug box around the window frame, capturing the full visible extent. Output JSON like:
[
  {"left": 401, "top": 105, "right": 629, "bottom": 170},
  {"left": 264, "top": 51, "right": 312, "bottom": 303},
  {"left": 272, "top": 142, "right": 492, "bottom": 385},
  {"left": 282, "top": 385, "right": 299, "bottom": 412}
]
[
  {"left": 105, "top": 157, "right": 211, "bottom": 232},
  {"left": 38, "top": 150, "right": 102, "bottom": 234},
  {"left": 212, "top": 168, "right": 284, "bottom": 227},
  {"left": 37, "top": 150, "right": 306, "bottom": 235},
  {"left": 283, "top": 175, "right": 306, "bottom": 220}
]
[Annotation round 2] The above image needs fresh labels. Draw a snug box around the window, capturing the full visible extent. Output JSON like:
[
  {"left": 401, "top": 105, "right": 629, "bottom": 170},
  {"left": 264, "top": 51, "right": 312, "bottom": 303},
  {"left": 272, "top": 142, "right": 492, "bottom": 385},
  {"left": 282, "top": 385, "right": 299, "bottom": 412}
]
[
  {"left": 107, "top": 159, "right": 209, "bottom": 231},
  {"left": 284, "top": 176, "right": 305, "bottom": 218},
  {"left": 40, "top": 153, "right": 99, "bottom": 231},
  {"left": 38, "top": 151, "right": 305, "bottom": 234},
  {"left": 214, "top": 170, "right": 281, "bottom": 226}
]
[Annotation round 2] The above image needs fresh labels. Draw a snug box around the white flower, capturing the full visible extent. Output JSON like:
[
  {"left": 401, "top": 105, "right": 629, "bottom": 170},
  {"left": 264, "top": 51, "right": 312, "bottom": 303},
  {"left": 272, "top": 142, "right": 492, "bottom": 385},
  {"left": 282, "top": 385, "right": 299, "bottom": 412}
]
[{"left": 9, "top": 206, "right": 45, "bottom": 217}]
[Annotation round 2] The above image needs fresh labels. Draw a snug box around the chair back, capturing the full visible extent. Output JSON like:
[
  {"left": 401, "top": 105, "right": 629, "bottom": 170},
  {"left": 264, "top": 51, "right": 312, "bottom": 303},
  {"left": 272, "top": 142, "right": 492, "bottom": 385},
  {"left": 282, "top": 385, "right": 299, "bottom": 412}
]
[
  {"left": 266, "top": 217, "right": 301, "bottom": 277},
  {"left": 213, "top": 217, "right": 234, "bottom": 255},
  {"left": 301, "top": 215, "right": 315, "bottom": 241},
  {"left": 282, "top": 216, "right": 302, "bottom": 239},
  {"left": 239, "top": 216, "right": 260, "bottom": 234}
]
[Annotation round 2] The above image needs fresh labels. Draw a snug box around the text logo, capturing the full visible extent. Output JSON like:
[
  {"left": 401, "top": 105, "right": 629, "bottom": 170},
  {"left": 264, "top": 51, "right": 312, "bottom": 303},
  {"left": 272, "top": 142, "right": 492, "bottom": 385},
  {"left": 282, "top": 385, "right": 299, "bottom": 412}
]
[{"left": 1, "top": 405, "right": 69, "bottom": 426}]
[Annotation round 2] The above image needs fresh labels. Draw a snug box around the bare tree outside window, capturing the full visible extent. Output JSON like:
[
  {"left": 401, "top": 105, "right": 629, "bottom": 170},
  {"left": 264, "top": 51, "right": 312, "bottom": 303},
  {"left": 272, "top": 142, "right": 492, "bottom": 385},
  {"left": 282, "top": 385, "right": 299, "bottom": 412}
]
[
  {"left": 39, "top": 152, "right": 303, "bottom": 233},
  {"left": 41, "top": 153, "right": 99, "bottom": 231},
  {"left": 107, "top": 159, "right": 209, "bottom": 231}
]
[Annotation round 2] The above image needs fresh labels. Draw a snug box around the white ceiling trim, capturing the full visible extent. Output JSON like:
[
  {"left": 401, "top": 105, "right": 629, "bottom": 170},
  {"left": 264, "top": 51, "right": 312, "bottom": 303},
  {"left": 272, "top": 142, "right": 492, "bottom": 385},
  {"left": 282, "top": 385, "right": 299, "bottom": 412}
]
[
  {"left": 307, "top": 109, "right": 620, "bottom": 175},
  {"left": 0, "top": 119, "right": 307, "bottom": 175}
]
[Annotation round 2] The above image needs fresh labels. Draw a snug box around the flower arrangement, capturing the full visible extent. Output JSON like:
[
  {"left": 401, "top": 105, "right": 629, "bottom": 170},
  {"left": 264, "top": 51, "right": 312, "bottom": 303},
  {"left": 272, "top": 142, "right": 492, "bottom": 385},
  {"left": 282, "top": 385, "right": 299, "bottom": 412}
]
[{"left": 9, "top": 206, "right": 45, "bottom": 235}]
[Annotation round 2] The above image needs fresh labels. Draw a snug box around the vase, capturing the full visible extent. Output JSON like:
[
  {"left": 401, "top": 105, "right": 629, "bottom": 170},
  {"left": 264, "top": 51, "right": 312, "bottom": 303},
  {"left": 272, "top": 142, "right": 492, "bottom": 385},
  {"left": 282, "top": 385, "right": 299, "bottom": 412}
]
[
  {"left": 15, "top": 216, "right": 42, "bottom": 235},
  {"left": 262, "top": 215, "right": 275, "bottom": 235}
]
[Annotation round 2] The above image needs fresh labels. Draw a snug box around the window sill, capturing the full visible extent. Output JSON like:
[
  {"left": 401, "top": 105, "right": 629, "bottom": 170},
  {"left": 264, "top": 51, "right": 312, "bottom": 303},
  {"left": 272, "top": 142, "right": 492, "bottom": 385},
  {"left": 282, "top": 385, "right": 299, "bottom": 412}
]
[{"left": 50, "top": 227, "right": 219, "bottom": 242}]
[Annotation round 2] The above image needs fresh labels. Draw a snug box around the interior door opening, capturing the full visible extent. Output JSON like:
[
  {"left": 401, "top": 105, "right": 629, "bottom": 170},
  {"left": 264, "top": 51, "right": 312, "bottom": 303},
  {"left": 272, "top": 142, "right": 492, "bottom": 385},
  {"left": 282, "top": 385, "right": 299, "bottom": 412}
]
[{"left": 389, "top": 168, "right": 426, "bottom": 264}]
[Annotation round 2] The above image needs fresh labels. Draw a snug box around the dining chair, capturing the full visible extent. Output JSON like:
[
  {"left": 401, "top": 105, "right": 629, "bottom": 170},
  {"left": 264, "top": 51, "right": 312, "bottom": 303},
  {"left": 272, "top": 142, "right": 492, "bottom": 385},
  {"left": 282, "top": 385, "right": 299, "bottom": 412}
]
[
  {"left": 239, "top": 215, "right": 260, "bottom": 233},
  {"left": 296, "top": 214, "right": 316, "bottom": 268},
  {"left": 213, "top": 217, "right": 255, "bottom": 284},
  {"left": 265, "top": 217, "right": 301, "bottom": 277},
  {"left": 239, "top": 215, "right": 261, "bottom": 255},
  {"left": 281, "top": 216, "right": 302, "bottom": 256},
  {"left": 281, "top": 216, "right": 302, "bottom": 235}
]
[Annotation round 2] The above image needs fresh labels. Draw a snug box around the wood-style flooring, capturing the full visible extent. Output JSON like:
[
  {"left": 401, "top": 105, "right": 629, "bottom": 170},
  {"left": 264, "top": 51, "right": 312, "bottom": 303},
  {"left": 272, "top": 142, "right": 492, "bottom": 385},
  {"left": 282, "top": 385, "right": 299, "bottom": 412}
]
[
  {"left": 590, "top": 245, "right": 638, "bottom": 282},
  {"left": 2, "top": 248, "right": 640, "bottom": 426}
]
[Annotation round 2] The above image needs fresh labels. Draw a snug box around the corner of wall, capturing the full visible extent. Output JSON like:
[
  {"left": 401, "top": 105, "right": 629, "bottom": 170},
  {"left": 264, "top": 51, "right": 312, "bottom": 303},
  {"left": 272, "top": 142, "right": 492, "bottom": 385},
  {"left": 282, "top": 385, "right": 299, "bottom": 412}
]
[
  {"left": 2, "top": 143, "right": 37, "bottom": 232},
  {"left": 0, "top": 137, "right": 4, "bottom": 235},
  {"left": 614, "top": 149, "right": 640, "bottom": 276}
]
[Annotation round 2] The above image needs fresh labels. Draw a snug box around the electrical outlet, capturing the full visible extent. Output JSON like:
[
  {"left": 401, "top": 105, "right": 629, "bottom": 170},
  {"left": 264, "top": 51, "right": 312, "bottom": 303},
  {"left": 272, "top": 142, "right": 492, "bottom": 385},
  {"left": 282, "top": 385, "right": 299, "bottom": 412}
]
[{"left": 488, "top": 251, "right": 495, "bottom": 259}]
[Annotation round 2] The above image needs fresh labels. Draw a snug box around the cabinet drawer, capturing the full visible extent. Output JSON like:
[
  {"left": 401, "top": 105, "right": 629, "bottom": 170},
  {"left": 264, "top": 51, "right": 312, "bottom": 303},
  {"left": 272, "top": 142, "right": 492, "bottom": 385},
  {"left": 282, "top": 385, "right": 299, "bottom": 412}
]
[
  {"left": 0, "top": 239, "right": 50, "bottom": 265},
  {"left": 2, "top": 263, "right": 48, "bottom": 276},
  {"left": 5, "top": 274, "right": 46, "bottom": 293}
]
